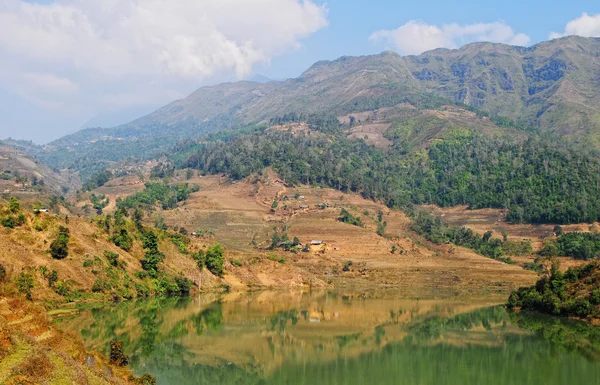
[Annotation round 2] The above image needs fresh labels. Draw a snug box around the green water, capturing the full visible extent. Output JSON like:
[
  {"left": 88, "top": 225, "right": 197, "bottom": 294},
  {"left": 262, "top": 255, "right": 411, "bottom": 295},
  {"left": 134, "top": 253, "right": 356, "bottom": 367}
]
[{"left": 57, "top": 292, "right": 600, "bottom": 385}]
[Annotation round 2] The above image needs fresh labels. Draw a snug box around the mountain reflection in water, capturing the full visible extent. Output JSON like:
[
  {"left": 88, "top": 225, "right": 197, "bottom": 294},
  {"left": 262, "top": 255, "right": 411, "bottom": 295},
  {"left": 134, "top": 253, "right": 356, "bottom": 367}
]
[{"left": 57, "top": 291, "right": 600, "bottom": 385}]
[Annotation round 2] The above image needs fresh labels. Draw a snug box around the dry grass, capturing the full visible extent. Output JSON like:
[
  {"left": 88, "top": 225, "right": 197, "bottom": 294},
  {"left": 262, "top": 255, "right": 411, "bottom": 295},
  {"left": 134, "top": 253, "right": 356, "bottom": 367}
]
[{"left": 0, "top": 292, "right": 137, "bottom": 384}]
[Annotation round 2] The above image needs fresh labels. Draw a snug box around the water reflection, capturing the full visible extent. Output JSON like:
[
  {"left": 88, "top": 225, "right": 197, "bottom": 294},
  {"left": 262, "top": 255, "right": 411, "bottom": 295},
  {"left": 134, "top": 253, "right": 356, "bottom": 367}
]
[{"left": 58, "top": 291, "right": 600, "bottom": 385}]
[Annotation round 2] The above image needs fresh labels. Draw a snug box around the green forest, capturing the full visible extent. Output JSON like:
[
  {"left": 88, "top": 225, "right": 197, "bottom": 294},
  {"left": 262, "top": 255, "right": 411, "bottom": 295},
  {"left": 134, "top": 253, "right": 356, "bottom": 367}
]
[{"left": 172, "top": 120, "right": 600, "bottom": 225}]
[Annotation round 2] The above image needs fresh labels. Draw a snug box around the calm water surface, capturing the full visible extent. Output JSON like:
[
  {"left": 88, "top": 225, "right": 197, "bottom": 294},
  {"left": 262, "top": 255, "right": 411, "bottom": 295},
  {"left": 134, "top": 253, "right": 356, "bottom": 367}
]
[{"left": 57, "top": 291, "right": 600, "bottom": 385}]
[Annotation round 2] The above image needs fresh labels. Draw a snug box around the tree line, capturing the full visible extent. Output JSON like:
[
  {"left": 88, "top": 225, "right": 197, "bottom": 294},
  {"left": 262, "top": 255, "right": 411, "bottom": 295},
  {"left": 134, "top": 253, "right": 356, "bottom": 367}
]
[{"left": 172, "top": 119, "right": 600, "bottom": 225}]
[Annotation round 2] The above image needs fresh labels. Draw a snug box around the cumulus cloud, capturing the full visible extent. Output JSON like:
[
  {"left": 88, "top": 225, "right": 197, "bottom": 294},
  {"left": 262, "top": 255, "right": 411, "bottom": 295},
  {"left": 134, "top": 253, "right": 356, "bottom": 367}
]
[
  {"left": 0, "top": 0, "right": 328, "bottom": 114},
  {"left": 370, "top": 20, "right": 530, "bottom": 55},
  {"left": 550, "top": 13, "right": 600, "bottom": 39}
]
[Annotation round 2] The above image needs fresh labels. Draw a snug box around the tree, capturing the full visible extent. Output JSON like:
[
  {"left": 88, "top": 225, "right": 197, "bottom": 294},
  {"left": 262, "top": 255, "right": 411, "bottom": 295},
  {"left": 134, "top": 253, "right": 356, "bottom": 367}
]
[
  {"left": 133, "top": 208, "right": 144, "bottom": 230},
  {"left": 8, "top": 197, "right": 20, "bottom": 213},
  {"left": 483, "top": 231, "right": 493, "bottom": 243},
  {"left": 50, "top": 226, "right": 70, "bottom": 260},
  {"left": 554, "top": 225, "right": 564, "bottom": 236},
  {"left": 15, "top": 175, "right": 28, "bottom": 188},
  {"left": 205, "top": 244, "right": 225, "bottom": 277}
]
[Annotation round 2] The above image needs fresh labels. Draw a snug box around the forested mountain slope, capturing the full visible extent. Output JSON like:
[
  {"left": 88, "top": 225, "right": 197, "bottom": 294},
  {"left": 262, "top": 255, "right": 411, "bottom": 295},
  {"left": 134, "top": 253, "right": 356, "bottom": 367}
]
[
  {"left": 50, "top": 36, "right": 600, "bottom": 150},
  {"left": 13, "top": 36, "right": 600, "bottom": 226}
]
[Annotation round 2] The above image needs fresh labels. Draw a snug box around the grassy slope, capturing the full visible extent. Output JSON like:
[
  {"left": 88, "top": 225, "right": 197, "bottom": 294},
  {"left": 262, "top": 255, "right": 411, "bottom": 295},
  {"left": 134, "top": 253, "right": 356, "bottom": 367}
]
[{"left": 0, "top": 295, "right": 142, "bottom": 384}]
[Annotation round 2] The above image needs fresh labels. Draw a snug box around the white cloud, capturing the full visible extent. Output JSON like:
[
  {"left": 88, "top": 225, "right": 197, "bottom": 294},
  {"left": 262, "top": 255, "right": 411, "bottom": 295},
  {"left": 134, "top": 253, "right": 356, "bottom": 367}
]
[
  {"left": 20, "top": 73, "right": 79, "bottom": 95},
  {"left": 370, "top": 20, "right": 530, "bottom": 55},
  {"left": 550, "top": 13, "right": 600, "bottom": 39},
  {"left": 0, "top": 0, "right": 328, "bottom": 115}
]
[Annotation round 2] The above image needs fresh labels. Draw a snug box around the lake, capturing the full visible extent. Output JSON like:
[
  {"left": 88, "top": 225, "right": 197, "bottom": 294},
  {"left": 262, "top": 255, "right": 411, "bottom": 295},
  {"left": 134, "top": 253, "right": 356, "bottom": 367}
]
[{"left": 56, "top": 290, "right": 600, "bottom": 385}]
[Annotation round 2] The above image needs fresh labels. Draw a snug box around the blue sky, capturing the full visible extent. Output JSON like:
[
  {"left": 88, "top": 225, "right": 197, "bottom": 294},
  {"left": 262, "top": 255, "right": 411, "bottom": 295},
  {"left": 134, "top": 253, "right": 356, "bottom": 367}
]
[{"left": 1, "top": 0, "right": 599, "bottom": 143}]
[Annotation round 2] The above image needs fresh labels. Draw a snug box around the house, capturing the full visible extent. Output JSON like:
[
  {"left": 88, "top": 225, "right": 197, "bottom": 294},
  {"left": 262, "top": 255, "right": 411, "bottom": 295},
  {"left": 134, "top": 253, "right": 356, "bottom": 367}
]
[
  {"left": 311, "top": 240, "right": 324, "bottom": 246},
  {"left": 38, "top": 209, "right": 49, "bottom": 213},
  {"left": 2, "top": 189, "right": 10, "bottom": 194},
  {"left": 299, "top": 205, "right": 309, "bottom": 210},
  {"left": 298, "top": 196, "right": 305, "bottom": 200}
]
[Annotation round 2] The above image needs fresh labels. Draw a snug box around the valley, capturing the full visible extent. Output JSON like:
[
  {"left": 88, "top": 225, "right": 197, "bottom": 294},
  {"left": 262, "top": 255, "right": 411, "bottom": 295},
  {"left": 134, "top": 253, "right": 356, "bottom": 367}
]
[{"left": 3, "top": 35, "right": 600, "bottom": 384}]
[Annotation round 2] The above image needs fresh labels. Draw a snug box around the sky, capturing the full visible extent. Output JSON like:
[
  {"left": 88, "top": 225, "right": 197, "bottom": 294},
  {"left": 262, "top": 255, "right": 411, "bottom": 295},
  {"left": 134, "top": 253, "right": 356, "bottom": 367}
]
[{"left": 1, "top": 0, "right": 599, "bottom": 144}]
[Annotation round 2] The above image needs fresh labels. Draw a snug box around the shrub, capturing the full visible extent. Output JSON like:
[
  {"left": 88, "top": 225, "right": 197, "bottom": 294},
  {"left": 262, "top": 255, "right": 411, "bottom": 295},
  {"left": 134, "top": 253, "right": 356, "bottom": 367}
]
[
  {"left": 193, "top": 250, "right": 206, "bottom": 270},
  {"left": 132, "top": 373, "right": 157, "bottom": 385},
  {"left": 83, "top": 260, "right": 94, "bottom": 268},
  {"left": 267, "top": 253, "right": 285, "bottom": 264},
  {"left": 174, "top": 275, "right": 194, "bottom": 296},
  {"left": 231, "top": 259, "right": 243, "bottom": 267},
  {"left": 17, "top": 272, "right": 34, "bottom": 300},
  {"left": 0, "top": 264, "right": 5, "bottom": 282},
  {"left": 205, "top": 245, "right": 225, "bottom": 276},
  {"left": 112, "top": 229, "right": 133, "bottom": 251},
  {"left": 92, "top": 279, "right": 107, "bottom": 293},
  {"left": 134, "top": 271, "right": 149, "bottom": 280},
  {"left": 343, "top": 260, "right": 353, "bottom": 272},
  {"left": 47, "top": 270, "right": 58, "bottom": 288},
  {"left": 54, "top": 281, "right": 71, "bottom": 297},
  {"left": 338, "top": 208, "right": 363, "bottom": 227},
  {"left": 104, "top": 251, "right": 120, "bottom": 267},
  {"left": 8, "top": 197, "right": 20, "bottom": 213},
  {"left": 1, "top": 216, "right": 15, "bottom": 229},
  {"left": 109, "top": 341, "right": 129, "bottom": 366}
]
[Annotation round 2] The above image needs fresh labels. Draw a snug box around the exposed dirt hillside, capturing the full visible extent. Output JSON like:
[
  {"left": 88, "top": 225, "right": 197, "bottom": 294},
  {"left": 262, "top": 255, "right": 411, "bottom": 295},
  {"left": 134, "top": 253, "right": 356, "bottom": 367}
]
[
  {"left": 0, "top": 143, "right": 77, "bottom": 197},
  {"left": 81, "top": 170, "right": 537, "bottom": 294}
]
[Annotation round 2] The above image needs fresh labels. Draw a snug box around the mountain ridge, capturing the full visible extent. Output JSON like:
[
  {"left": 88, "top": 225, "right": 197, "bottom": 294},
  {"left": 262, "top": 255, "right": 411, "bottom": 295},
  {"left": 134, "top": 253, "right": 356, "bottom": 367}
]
[{"left": 32, "top": 36, "right": 600, "bottom": 174}]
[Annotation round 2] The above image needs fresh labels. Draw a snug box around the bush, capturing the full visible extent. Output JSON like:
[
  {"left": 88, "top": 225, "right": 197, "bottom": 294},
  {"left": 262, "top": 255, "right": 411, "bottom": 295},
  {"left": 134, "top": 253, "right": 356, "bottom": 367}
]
[
  {"left": 140, "top": 253, "right": 163, "bottom": 277},
  {"left": 174, "top": 275, "right": 194, "bottom": 296},
  {"left": 0, "top": 264, "right": 6, "bottom": 282},
  {"left": 267, "top": 253, "right": 285, "bottom": 264},
  {"left": 343, "top": 260, "right": 353, "bottom": 272},
  {"left": 132, "top": 373, "right": 157, "bottom": 385},
  {"left": 338, "top": 208, "right": 363, "bottom": 227},
  {"left": 104, "top": 251, "right": 120, "bottom": 267},
  {"left": 109, "top": 341, "right": 129, "bottom": 366},
  {"left": 112, "top": 229, "right": 133, "bottom": 251},
  {"left": 1, "top": 216, "right": 15, "bottom": 229},
  {"left": 47, "top": 270, "right": 58, "bottom": 288},
  {"left": 50, "top": 226, "right": 70, "bottom": 260},
  {"left": 8, "top": 197, "right": 20, "bottom": 213},
  {"left": 205, "top": 245, "right": 225, "bottom": 276},
  {"left": 231, "top": 259, "right": 243, "bottom": 267},
  {"left": 193, "top": 250, "right": 206, "bottom": 270},
  {"left": 54, "top": 281, "right": 71, "bottom": 297},
  {"left": 17, "top": 272, "right": 34, "bottom": 300},
  {"left": 92, "top": 279, "right": 108, "bottom": 293},
  {"left": 134, "top": 270, "right": 149, "bottom": 280}
]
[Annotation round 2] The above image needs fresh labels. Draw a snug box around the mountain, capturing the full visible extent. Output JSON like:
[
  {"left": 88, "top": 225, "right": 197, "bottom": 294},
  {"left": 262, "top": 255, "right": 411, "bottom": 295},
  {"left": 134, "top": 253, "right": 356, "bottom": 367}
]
[
  {"left": 0, "top": 140, "right": 76, "bottom": 195},
  {"left": 28, "top": 36, "right": 600, "bottom": 183}
]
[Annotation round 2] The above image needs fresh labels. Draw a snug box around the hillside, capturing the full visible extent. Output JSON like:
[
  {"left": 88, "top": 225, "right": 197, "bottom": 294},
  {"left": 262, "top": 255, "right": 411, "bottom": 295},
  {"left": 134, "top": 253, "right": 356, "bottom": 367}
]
[
  {"left": 45, "top": 36, "right": 600, "bottom": 159},
  {"left": 508, "top": 261, "right": 600, "bottom": 323},
  {"left": 0, "top": 142, "right": 77, "bottom": 196}
]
